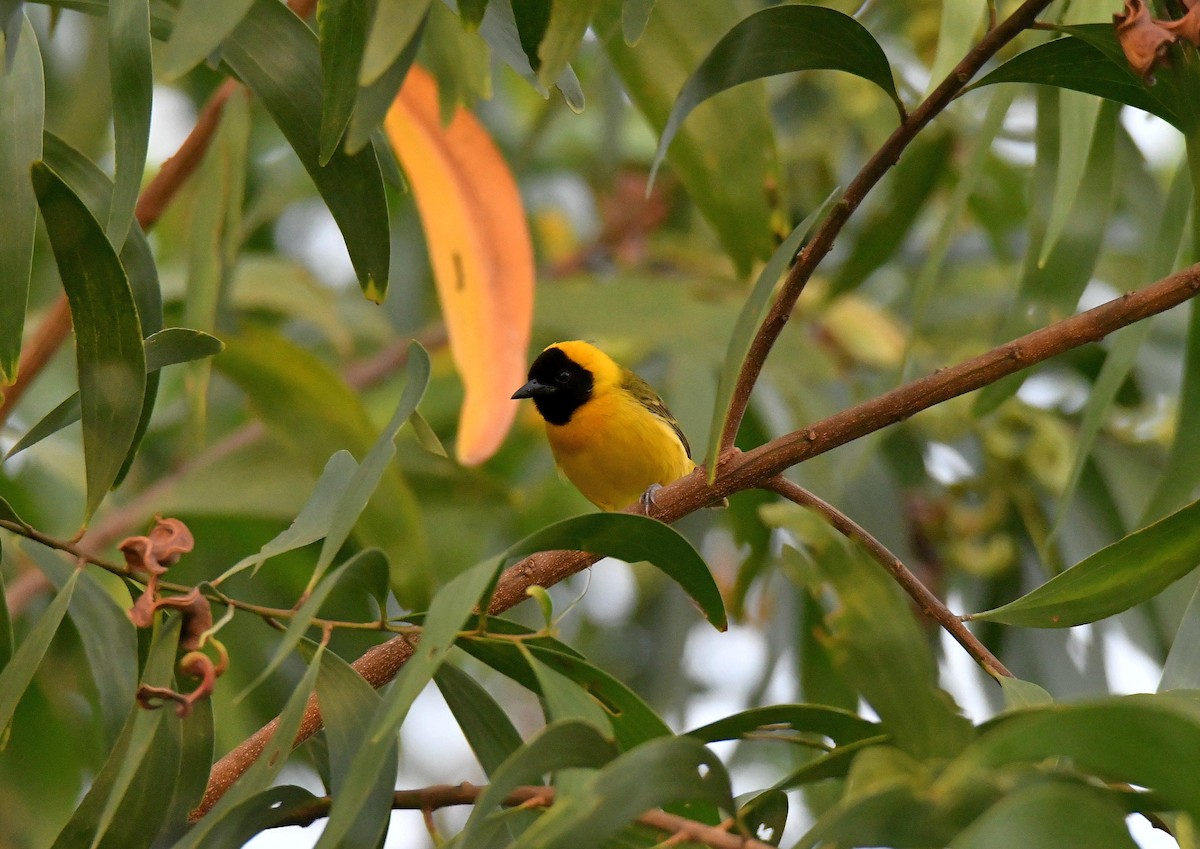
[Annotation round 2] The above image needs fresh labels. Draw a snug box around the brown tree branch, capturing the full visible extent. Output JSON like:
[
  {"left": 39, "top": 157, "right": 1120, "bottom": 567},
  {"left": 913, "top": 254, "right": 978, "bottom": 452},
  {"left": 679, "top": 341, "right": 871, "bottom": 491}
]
[
  {"left": 759, "top": 475, "right": 1012, "bottom": 679},
  {"left": 196, "top": 263, "right": 1200, "bottom": 817},
  {"left": 718, "top": 0, "right": 1055, "bottom": 452},
  {"left": 267, "top": 782, "right": 777, "bottom": 849}
]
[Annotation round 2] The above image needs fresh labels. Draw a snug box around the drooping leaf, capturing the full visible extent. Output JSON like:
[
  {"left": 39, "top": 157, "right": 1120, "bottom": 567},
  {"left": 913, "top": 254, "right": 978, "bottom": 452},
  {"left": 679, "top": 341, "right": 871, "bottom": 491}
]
[
  {"left": 105, "top": 0, "right": 151, "bottom": 250},
  {"left": 0, "top": 13, "right": 42, "bottom": 383},
  {"left": 595, "top": 0, "right": 778, "bottom": 275},
  {"left": 159, "top": 0, "right": 254, "bottom": 79},
  {"left": 0, "top": 568, "right": 10, "bottom": 671},
  {"left": 384, "top": 65, "right": 533, "bottom": 466},
  {"left": 925, "top": 0, "right": 984, "bottom": 95},
  {"left": 5, "top": 328, "right": 223, "bottom": 460},
  {"left": 48, "top": 614, "right": 183, "bottom": 849},
  {"left": 703, "top": 190, "right": 838, "bottom": 477},
  {"left": 358, "top": 0, "right": 430, "bottom": 87},
  {"left": 223, "top": 0, "right": 391, "bottom": 300},
  {"left": 155, "top": 698, "right": 215, "bottom": 846},
  {"left": 434, "top": 658, "right": 524, "bottom": 777},
  {"left": 1143, "top": 298, "right": 1200, "bottom": 523},
  {"left": 997, "top": 676, "right": 1054, "bottom": 711},
  {"left": 31, "top": 161, "right": 146, "bottom": 523},
  {"left": 0, "top": 568, "right": 78, "bottom": 738},
  {"left": 477, "top": 0, "right": 582, "bottom": 110},
  {"left": 511, "top": 0, "right": 550, "bottom": 72},
  {"left": 686, "top": 704, "right": 879, "bottom": 746},
  {"left": 535, "top": 0, "right": 598, "bottom": 90},
  {"left": 184, "top": 786, "right": 321, "bottom": 846},
  {"left": 651, "top": 4, "right": 902, "bottom": 186},
  {"left": 621, "top": 0, "right": 654, "bottom": 45},
  {"left": 316, "top": 645, "right": 396, "bottom": 849},
  {"left": 970, "top": 498, "right": 1200, "bottom": 628},
  {"left": 317, "top": 0, "right": 372, "bottom": 164},
  {"left": 343, "top": 1, "right": 425, "bottom": 155},
  {"left": 739, "top": 789, "right": 788, "bottom": 847}
]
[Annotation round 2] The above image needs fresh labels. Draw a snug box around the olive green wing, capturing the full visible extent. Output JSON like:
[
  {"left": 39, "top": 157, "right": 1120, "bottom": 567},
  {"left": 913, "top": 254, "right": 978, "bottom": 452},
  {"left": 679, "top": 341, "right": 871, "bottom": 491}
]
[{"left": 620, "top": 368, "right": 692, "bottom": 459}]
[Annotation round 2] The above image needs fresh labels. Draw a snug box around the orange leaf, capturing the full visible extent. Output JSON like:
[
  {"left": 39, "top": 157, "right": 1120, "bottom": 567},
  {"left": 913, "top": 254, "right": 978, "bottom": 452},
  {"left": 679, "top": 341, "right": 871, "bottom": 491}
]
[{"left": 385, "top": 66, "right": 534, "bottom": 466}]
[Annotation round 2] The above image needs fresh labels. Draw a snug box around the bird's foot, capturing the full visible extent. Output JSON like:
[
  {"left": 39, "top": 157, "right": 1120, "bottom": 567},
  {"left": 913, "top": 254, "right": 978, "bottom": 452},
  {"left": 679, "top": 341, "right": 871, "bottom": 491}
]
[{"left": 638, "top": 484, "right": 663, "bottom": 516}]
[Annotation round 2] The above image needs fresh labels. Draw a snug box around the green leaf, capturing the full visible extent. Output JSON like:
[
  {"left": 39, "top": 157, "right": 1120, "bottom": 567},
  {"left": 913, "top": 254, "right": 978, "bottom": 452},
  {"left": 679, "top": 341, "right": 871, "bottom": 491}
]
[
  {"left": 950, "top": 780, "right": 1138, "bottom": 849},
  {"left": 214, "top": 328, "right": 429, "bottom": 606},
  {"left": 967, "top": 27, "right": 1182, "bottom": 128},
  {"left": 159, "top": 0, "right": 253, "bottom": 79},
  {"left": 5, "top": 328, "right": 223, "bottom": 460},
  {"left": 535, "top": 0, "right": 597, "bottom": 90},
  {"left": 773, "top": 735, "right": 889, "bottom": 791},
  {"left": 459, "top": 0, "right": 488, "bottom": 30},
  {"left": 515, "top": 735, "right": 734, "bottom": 849},
  {"left": 238, "top": 548, "right": 389, "bottom": 701},
  {"left": 971, "top": 498, "right": 1200, "bottom": 628},
  {"left": 310, "top": 341, "right": 430, "bottom": 591},
  {"left": 0, "top": 568, "right": 10, "bottom": 671},
  {"left": 512, "top": 0, "right": 550, "bottom": 72},
  {"left": 515, "top": 513, "right": 725, "bottom": 630},
  {"left": 686, "top": 704, "right": 879, "bottom": 746},
  {"left": 926, "top": 0, "right": 984, "bottom": 95},
  {"left": 316, "top": 645, "right": 396, "bottom": 849},
  {"left": 1142, "top": 297, "right": 1200, "bottom": 522},
  {"left": 318, "top": 0, "right": 371, "bottom": 164},
  {"left": 0, "top": 13, "right": 42, "bottom": 382},
  {"left": 214, "top": 449, "right": 358, "bottom": 584},
  {"left": 0, "top": 564, "right": 79, "bottom": 742},
  {"left": 183, "top": 785, "right": 320, "bottom": 846},
  {"left": 435, "top": 658, "right": 523, "bottom": 776},
  {"left": 943, "top": 695, "right": 1200, "bottom": 824},
  {"left": 48, "top": 614, "right": 183, "bottom": 849},
  {"left": 358, "top": 0, "right": 430, "bottom": 86},
  {"left": 407, "top": 408, "right": 447, "bottom": 457},
  {"left": 223, "top": 0, "right": 391, "bottom": 300},
  {"left": 739, "top": 789, "right": 788, "bottom": 847},
  {"left": 998, "top": 676, "right": 1054, "bottom": 710},
  {"left": 23, "top": 541, "right": 136, "bottom": 745},
  {"left": 528, "top": 649, "right": 612, "bottom": 734},
  {"left": 455, "top": 720, "right": 619, "bottom": 849},
  {"left": 651, "top": 4, "right": 901, "bottom": 186},
  {"left": 31, "top": 161, "right": 146, "bottom": 523},
  {"left": 343, "top": 5, "right": 425, "bottom": 155},
  {"left": 177, "top": 640, "right": 325, "bottom": 848},
  {"left": 105, "top": 0, "right": 151, "bottom": 250},
  {"left": 595, "top": 0, "right": 778, "bottom": 275},
  {"left": 155, "top": 699, "right": 215, "bottom": 846},
  {"left": 704, "top": 190, "right": 838, "bottom": 475},
  {"left": 313, "top": 554, "right": 504, "bottom": 849},
  {"left": 621, "top": 0, "right": 654, "bottom": 45},
  {"left": 1161, "top": 580, "right": 1200, "bottom": 692}
]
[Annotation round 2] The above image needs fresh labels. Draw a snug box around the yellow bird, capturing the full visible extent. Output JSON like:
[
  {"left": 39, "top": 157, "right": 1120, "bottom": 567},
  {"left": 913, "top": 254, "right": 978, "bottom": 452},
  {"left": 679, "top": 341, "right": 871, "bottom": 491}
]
[{"left": 512, "top": 341, "right": 695, "bottom": 511}]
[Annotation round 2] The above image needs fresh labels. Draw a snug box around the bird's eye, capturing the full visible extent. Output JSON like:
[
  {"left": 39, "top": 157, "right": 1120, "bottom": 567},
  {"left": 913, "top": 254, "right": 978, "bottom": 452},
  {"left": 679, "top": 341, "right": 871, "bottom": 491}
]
[{"left": 556, "top": 370, "right": 571, "bottom": 385}]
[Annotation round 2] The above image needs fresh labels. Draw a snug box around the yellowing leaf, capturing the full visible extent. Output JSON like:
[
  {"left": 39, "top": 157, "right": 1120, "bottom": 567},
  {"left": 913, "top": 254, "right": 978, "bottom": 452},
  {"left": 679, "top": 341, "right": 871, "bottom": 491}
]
[{"left": 384, "top": 65, "right": 533, "bottom": 466}]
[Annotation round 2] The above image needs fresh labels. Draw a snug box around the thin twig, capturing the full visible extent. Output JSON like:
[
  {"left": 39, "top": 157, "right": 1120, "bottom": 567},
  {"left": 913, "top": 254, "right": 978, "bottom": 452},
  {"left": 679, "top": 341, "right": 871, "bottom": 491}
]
[
  {"left": 717, "top": 0, "right": 1055, "bottom": 453},
  {"left": 267, "top": 783, "right": 777, "bottom": 849},
  {"left": 760, "top": 475, "right": 1012, "bottom": 679},
  {"left": 196, "top": 263, "right": 1200, "bottom": 817}
]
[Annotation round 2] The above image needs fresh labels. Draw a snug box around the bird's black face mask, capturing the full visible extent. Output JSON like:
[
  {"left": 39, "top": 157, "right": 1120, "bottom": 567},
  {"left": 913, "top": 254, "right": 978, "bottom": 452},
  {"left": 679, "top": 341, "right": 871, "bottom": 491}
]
[{"left": 511, "top": 347, "right": 594, "bottom": 425}]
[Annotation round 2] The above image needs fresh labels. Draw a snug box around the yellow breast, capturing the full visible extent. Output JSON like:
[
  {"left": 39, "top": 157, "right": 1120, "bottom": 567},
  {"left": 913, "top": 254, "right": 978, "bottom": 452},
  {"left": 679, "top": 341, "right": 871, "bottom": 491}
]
[{"left": 544, "top": 387, "right": 694, "bottom": 511}]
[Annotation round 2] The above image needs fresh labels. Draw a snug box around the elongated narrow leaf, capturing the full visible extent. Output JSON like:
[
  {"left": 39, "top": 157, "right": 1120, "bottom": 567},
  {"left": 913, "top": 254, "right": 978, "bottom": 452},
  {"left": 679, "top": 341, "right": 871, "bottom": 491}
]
[
  {"left": 971, "top": 498, "right": 1200, "bottom": 628},
  {"left": 0, "top": 13, "right": 42, "bottom": 382},
  {"left": 596, "top": 0, "right": 776, "bottom": 274},
  {"left": 1143, "top": 301, "right": 1200, "bottom": 522},
  {"left": 318, "top": 0, "right": 371, "bottom": 164},
  {"left": 686, "top": 704, "right": 878, "bottom": 746},
  {"left": 535, "top": 0, "right": 599, "bottom": 90},
  {"left": 215, "top": 450, "right": 358, "bottom": 584},
  {"left": 1161, "top": 580, "right": 1200, "bottom": 691},
  {"left": 0, "top": 569, "right": 78, "bottom": 737},
  {"left": 105, "top": 0, "right": 151, "bottom": 249},
  {"left": 238, "top": 548, "right": 388, "bottom": 700},
  {"left": 223, "top": 0, "right": 390, "bottom": 300},
  {"left": 514, "top": 513, "right": 725, "bottom": 630},
  {"left": 621, "top": 0, "right": 654, "bottom": 45},
  {"left": 740, "top": 790, "right": 788, "bottom": 848},
  {"left": 967, "top": 26, "right": 1182, "bottom": 128},
  {"left": 48, "top": 615, "right": 182, "bottom": 849},
  {"left": 384, "top": 65, "right": 533, "bottom": 465},
  {"left": 314, "top": 554, "right": 505, "bottom": 849},
  {"left": 529, "top": 649, "right": 612, "bottom": 733},
  {"left": 516, "top": 736, "right": 734, "bottom": 849},
  {"left": 455, "top": 720, "right": 619, "bottom": 848},
  {"left": 773, "top": 736, "right": 888, "bottom": 791},
  {"left": 951, "top": 780, "right": 1137, "bottom": 849},
  {"left": 215, "top": 329, "right": 428, "bottom": 606},
  {"left": 23, "top": 541, "right": 136, "bottom": 744},
  {"left": 160, "top": 0, "right": 253, "bottom": 79},
  {"left": 178, "top": 640, "right": 325, "bottom": 848},
  {"left": 435, "top": 659, "right": 524, "bottom": 776},
  {"left": 5, "top": 328, "right": 222, "bottom": 460},
  {"left": 155, "top": 699, "right": 215, "bottom": 846},
  {"left": 0, "top": 568, "right": 10, "bottom": 671},
  {"left": 316, "top": 646, "right": 395, "bottom": 849},
  {"left": 31, "top": 161, "right": 146, "bottom": 522},
  {"left": 344, "top": 5, "right": 425, "bottom": 155},
  {"left": 359, "top": 0, "right": 430, "bottom": 86},
  {"left": 704, "top": 191, "right": 838, "bottom": 475},
  {"left": 926, "top": 0, "right": 984, "bottom": 95},
  {"left": 311, "top": 341, "right": 430, "bottom": 589},
  {"left": 652, "top": 4, "right": 901, "bottom": 184}
]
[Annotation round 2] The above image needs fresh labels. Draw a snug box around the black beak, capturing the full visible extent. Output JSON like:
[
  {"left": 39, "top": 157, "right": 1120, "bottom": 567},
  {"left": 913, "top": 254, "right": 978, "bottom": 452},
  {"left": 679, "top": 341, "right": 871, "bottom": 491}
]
[{"left": 512, "top": 379, "right": 554, "bottom": 400}]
